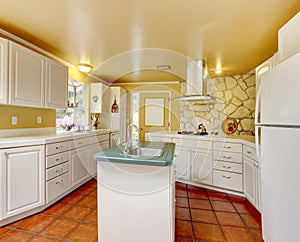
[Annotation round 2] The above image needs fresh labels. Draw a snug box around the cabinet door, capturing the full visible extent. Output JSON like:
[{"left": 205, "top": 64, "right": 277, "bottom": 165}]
[
  {"left": 9, "top": 42, "right": 46, "bottom": 107},
  {"left": 191, "top": 149, "right": 213, "bottom": 185},
  {"left": 243, "top": 156, "right": 257, "bottom": 206},
  {"left": 0, "top": 146, "right": 45, "bottom": 219},
  {"left": 90, "top": 83, "right": 102, "bottom": 113},
  {"left": 88, "top": 144, "right": 101, "bottom": 177},
  {"left": 0, "top": 38, "right": 8, "bottom": 104},
  {"left": 45, "top": 58, "right": 68, "bottom": 109},
  {"left": 101, "top": 85, "right": 111, "bottom": 113},
  {"left": 70, "top": 148, "right": 89, "bottom": 186},
  {"left": 174, "top": 147, "right": 190, "bottom": 180}
]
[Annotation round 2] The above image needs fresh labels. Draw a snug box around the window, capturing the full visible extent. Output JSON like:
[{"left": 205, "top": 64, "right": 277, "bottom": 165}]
[{"left": 56, "top": 79, "right": 85, "bottom": 130}]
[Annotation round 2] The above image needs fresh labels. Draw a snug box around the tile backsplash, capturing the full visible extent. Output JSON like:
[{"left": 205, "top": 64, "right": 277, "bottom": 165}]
[{"left": 180, "top": 71, "right": 256, "bottom": 136}]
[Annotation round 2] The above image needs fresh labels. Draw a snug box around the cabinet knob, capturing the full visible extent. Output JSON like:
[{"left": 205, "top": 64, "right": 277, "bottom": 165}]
[
  {"left": 222, "top": 175, "right": 232, "bottom": 179},
  {"left": 55, "top": 146, "right": 63, "bottom": 150},
  {"left": 223, "top": 165, "right": 232, "bottom": 169},
  {"left": 247, "top": 151, "right": 252, "bottom": 154},
  {"left": 55, "top": 157, "right": 63, "bottom": 161},
  {"left": 55, "top": 179, "right": 63, "bottom": 184},
  {"left": 223, "top": 156, "right": 232, "bottom": 159},
  {"left": 224, "top": 146, "right": 231, "bottom": 149}
]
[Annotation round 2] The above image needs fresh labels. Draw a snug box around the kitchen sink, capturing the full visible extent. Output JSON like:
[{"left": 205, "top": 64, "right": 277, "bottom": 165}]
[{"left": 125, "top": 147, "right": 164, "bottom": 159}]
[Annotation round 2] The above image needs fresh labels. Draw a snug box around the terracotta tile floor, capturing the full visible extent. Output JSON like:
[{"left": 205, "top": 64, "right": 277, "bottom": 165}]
[{"left": 0, "top": 179, "right": 263, "bottom": 242}]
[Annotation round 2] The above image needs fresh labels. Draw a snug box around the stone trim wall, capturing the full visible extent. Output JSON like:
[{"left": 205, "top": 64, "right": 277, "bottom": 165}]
[{"left": 180, "top": 71, "right": 256, "bottom": 136}]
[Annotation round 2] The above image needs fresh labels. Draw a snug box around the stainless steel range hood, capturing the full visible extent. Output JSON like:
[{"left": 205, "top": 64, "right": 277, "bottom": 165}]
[{"left": 171, "top": 60, "right": 214, "bottom": 102}]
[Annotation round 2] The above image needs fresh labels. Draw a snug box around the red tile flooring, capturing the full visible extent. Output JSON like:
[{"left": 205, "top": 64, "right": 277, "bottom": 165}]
[{"left": 0, "top": 179, "right": 263, "bottom": 242}]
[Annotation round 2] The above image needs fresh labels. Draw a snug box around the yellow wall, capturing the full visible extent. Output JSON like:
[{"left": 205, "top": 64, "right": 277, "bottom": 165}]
[
  {"left": 121, "top": 83, "right": 181, "bottom": 132},
  {"left": 0, "top": 105, "right": 56, "bottom": 129}
]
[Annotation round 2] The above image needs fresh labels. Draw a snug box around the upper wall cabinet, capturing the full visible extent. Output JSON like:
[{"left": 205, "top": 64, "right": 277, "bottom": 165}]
[
  {"left": 90, "top": 83, "right": 111, "bottom": 113},
  {"left": 9, "top": 42, "right": 46, "bottom": 107},
  {"left": 278, "top": 12, "right": 300, "bottom": 62},
  {"left": 0, "top": 38, "right": 8, "bottom": 104},
  {"left": 45, "top": 58, "right": 68, "bottom": 109},
  {"left": 0, "top": 37, "right": 68, "bottom": 109}
]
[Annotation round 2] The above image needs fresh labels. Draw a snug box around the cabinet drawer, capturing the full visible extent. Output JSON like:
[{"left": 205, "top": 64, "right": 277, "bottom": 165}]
[
  {"left": 46, "top": 172, "right": 70, "bottom": 203},
  {"left": 70, "top": 137, "right": 91, "bottom": 149},
  {"left": 213, "top": 151, "right": 242, "bottom": 163},
  {"left": 97, "top": 133, "right": 109, "bottom": 142},
  {"left": 213, "top": 170, "right": 243, "bottom": 192},
  {"left": 173, "top": 138, "right": 212, "bottom": 149},
  {"left": 46, "top": 151, "right": 69, "bottom": 168},
  {"left": 213, "top": 161, "right": 242, "bottom": 173},
  {"left": 243, "top": 145, "right": 257, "bottom": 161},
  {"left": 46, "top": 162, "right": 69, "bottom": 181},
  {"left": 46, "top": 141, "right": 69, "bottom": 156},
  {"left": 100, "top": 141, "right": 110, "bottom": 150},
  {"left": 213, "top": 142, "right": 242, "bottom": 153}
]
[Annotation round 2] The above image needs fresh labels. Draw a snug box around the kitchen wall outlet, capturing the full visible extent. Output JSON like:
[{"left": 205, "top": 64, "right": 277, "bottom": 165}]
[
  {"left": 37, "top": 116, "right": 42, "bottom": 124},
  {"left": 12, "top": 116, "right": 17, "bottom": 125}
]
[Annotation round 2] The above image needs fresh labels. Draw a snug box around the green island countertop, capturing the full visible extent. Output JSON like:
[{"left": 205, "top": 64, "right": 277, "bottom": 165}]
[{"left": 94, "top": 141, "right": 175, "bottom": 167}]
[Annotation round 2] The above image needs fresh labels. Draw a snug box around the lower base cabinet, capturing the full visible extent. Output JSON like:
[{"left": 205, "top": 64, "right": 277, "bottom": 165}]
[
  {"left": 174, "top": 147, "right": 190, "bottom": 180},
  {"left": 191, "top": 149, "right": 213, "bottom": 185},
  {"left": 70, "top": 148, "right": 89, "bottom": 187},
  {"left": 0, "top": 146, "right": 45, "bottom": 219},
  {"left": 243, "top": 156, "right": 261, "bottom": 211}
]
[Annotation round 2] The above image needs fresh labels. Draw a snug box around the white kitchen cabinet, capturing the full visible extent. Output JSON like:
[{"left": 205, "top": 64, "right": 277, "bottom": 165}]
[
  {"left": 88, "top": 143, "right": 101, "bottom": 177},
  {"left": 174, "top": 147, "right": 190, "bottom": 180},
  {"left": 9, "top": 41, "right": 46, "bottom": 107},
  {"left": 45, "top": 58, "right": 68, "bottom": 109},
  {"left": 98, "top": 161, "right": 175, "bottom": 242},
  {"left": 70, "top": 147, "right": 89, "bottom": 186},
  {"left": 212, "top": 141, "right": 243, "bottom": 192},
  {"left": 0, "top": 38, "right": 8, "bottom": 104},
  {"left": 243, "top": 145, "right": 261, "bottom": 211},
  {"left": 191, "top": 149, "right": 213, "bottom": 185},
  {"left": 278, "top": 11, "right": 300, "bottom": 62},
  {"left": 0, "top": 145, "right": 45, "bottom": 220},
  {"left": 90, "top": 83, "right": 111, "bottom": 113}
]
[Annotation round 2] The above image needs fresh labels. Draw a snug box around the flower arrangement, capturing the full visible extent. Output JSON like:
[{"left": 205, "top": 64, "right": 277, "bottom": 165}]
[{"left": 56, "top": 115, "right": 74, "bottom": 131}]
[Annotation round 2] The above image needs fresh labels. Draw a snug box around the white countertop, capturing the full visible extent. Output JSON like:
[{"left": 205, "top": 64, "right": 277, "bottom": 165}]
[
  {"left": 147, "top": 131, "right": 256, "bottom": 148},
  {"left": 0, "top": 128, "right": 116, "bottom": 149}
]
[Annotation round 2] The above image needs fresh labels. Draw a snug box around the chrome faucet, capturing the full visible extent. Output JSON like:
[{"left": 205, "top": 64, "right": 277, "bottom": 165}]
[{"left": 124, "top": 124, "right": 138, "bottom": 154}]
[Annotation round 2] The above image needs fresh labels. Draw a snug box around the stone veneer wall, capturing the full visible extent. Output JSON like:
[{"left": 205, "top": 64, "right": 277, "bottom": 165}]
[{"left": 180, "top": 71, "right": 256, "bottom": 136}]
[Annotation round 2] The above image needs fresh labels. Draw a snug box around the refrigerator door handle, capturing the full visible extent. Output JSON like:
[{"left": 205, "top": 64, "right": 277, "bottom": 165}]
[
  {"left": 255, "top": 85, "right": 262, "bottom": 163},
  {"left": 255, "top": 85, "right": 261, "bottom": 125},
  {"left": 255, "top": 126, "right": 261, "bottom": 163}
]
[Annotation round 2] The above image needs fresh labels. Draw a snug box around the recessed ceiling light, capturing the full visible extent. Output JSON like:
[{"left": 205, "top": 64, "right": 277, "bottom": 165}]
[
  {"left": 215, "top": 69, "right": 222, "bottom": 74},
  {"left": 77, "top": 63, "right": 93, "bottom": 73},
  {"left": 157, "top": 65, "right": 171, "bottom": 71}
]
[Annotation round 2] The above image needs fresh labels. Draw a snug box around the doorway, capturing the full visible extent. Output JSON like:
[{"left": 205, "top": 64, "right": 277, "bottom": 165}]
[{"left": 131, "top": 91, "right": 171, "bottom": 141}]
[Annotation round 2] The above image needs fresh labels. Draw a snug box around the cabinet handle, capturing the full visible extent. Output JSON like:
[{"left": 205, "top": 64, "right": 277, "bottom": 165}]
[
  {"left": 55, "top": 146, "right": 63, "bottom": 150},
  {"left": 56, "top": 168, "right": 64, "bottom": 173},
  {"left": 223, "top": 156, "right": 232, "bottom": 159},
  {"left": 174, "top": 154, "right": 177, "bottom": 158},
  {"left": 247, "top": 151, "right": 252, "bottom": 154},
  {"left": 222, "top": 175, "right": 232, "bottom": 179},
  {"left": 222, "top": 165, "right": 232, "bottom": 169},
  {"left": 224, "top": 146, "right": 231, "bottom": 149},
  {"left": 55, "top": 157, "right": 63, "bottom": 161},
  {"left": 78, "top": 142, "right": 82, "bottom": 145},
  {"left": 56, "top": 179, "right": 63, "bottom": 184}
]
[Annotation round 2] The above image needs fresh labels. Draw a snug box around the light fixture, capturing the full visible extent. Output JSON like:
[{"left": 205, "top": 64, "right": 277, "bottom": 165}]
[
  {"left": 157, "top": 65, "right": 171, "bottom": 71},
  {"left": 77, "top": 63, "right": 93, "bottom": 73},
  {"left": 215, "top": 69, "right": 222, "bottom": 74}
]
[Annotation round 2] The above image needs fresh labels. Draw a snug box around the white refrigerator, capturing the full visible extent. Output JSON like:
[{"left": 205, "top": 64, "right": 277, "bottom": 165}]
[{"left": 255, "top": 52, "right": 300, "bottom": 242}]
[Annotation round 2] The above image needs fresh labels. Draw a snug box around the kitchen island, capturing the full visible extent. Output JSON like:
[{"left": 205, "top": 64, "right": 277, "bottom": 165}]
[{"left": 94, "top": 141, "right": 176, "bottom": 242}]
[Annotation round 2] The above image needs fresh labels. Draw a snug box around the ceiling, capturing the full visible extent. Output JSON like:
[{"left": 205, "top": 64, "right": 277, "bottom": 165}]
[{"left": 0, "top": 0, "right": 299, "bottom": 84}]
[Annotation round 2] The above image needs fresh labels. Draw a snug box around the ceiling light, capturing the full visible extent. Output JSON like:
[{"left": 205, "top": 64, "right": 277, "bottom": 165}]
[
  {"left": 157, "top": 65, "right": 171, "bottom": 71},
  {"left": 215, "top": 69, "right": 222, "bottom": 74},
  {"left": 77, "top": 63, "right": 93, "bottom": 73}
]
